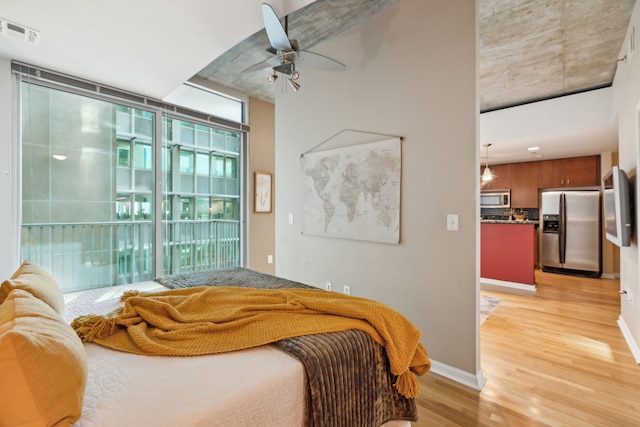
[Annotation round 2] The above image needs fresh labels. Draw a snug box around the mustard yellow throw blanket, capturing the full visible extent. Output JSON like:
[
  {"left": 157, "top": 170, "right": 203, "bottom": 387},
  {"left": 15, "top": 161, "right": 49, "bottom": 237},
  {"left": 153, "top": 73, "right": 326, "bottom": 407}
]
[{"left": 71, "top": 286, "right": 430, "bottom": 398}]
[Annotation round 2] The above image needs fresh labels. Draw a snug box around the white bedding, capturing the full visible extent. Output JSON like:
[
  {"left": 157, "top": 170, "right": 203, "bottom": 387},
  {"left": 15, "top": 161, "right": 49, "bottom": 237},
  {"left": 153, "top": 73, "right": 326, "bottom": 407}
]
[{"left": 64, "top": 282, "right": 411, "bottom": 427}]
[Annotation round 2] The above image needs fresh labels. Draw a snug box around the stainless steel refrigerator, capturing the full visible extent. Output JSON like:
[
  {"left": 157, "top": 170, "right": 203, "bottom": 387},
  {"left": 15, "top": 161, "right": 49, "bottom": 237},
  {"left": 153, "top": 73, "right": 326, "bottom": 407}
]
[{"left": 540, "top": 188, "right": 601, "bottom": 277}]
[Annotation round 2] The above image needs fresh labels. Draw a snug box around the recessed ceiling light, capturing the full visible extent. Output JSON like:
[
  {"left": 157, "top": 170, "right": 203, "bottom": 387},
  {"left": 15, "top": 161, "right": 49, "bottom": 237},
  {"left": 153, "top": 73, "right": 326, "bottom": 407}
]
[
  {"left": 52, "top": 154, "right": 67, "bottom": 161},
  {"left": 527, "top": 146, "right": 539, "bottom": 151}
]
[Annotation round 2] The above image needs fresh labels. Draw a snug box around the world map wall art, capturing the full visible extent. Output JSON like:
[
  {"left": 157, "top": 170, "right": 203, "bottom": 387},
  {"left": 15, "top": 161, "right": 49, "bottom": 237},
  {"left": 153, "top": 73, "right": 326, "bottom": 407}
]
[{"left": 301, "top": 138, "right": 401, "bottom": 244}]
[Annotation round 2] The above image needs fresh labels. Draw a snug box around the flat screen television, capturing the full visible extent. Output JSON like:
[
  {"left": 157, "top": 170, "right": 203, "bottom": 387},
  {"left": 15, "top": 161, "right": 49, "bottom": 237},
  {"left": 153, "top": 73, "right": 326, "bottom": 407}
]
[{"left": 602, "top": 166, "right": 632, "bottom": 247}]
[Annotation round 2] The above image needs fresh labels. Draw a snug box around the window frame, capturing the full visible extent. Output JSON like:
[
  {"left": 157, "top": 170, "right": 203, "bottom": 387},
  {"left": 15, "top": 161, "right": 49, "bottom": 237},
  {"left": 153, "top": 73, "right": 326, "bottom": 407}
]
[{"left": 13, "top": 63, "right": 250, "bottom": 290}]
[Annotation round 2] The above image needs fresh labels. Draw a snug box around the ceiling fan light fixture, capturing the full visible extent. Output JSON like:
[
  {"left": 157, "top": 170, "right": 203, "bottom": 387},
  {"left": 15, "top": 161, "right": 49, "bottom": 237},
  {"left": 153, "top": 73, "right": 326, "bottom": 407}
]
[
  {"left": 288, "top": 78, "right": 300, "bottom": 92},
  {"left": 246, "top": 3, "right": 344, "bottom": 93},
  {"left": 267, "top": 73, "right": 278, "bottom": 84}
]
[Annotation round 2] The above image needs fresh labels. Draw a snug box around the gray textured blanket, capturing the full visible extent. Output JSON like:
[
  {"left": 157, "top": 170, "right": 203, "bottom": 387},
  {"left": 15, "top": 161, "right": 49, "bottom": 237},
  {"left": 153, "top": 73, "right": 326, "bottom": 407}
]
[{"left": 155, "top": 267, "right": 417, "bottom": 427}]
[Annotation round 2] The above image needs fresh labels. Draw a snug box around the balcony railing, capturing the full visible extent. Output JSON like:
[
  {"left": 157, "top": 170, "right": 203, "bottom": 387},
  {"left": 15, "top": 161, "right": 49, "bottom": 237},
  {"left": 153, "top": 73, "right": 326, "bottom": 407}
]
[{"left": 21, "top": 220, "right": 240, "bottom": 293}]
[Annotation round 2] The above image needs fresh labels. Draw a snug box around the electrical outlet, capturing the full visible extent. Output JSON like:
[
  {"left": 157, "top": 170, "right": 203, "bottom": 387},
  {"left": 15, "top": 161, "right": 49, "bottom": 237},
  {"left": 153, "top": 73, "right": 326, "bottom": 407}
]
[
  {"left": 267, "top": 255, "right": 273, "bottom": 264},
  {"left": 325, "top": 281, "right": 332, "bottom": 291},
  {"left": 628, "top": 290, "right": 634, "bottom": 305},
  {"left": 343, "top": 285, "right": 351, "bottom": 295}
]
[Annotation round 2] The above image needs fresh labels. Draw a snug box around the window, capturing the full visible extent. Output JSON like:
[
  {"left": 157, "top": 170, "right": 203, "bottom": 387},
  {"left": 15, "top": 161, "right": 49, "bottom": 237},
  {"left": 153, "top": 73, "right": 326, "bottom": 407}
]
[
  {"left": 196, "top": 124, "right": 210, "bottom": 147},
  {"left": 135, "top": 110, "right": 154, "bottom": 138},
  {"left": 134, "top": 195, "right": 152, "bottom": 220},
  {"left": 117, "top": 141, "right": 131, "bottom": 167},
  {"left": 163, "top": 82, "right": 243, "bottom": 123},
  {"left": 210, "top": 197, "right": 239, "bottom": 220},
  {"left": 134, "top": 141, "right": 152, "bottom": 170},
  {"left": 196, "top": 152, "right": 210, "bottom": 176},
  {"left": 213, "top": 154, "right": 225, "bottom": 177},
  {"left": 179, "top": 197, "right": 194, "bottom": 220},
  {"left": 210, "top": 197, "right": 224, "bottom": 219},
  {"left": 180, "top": 149, "right": 194, "bottom": 174},
  {"left": 196, "top": 197, "right": 210, "bottom": 219},
  {"left": 17, "top": 71, "right": 246, "bottom": 293},
  {"left": 116, "top": 194, "right": 131, "bottom": 220},
  {"left": 226, "top": 157, "right": 237, "bottom": 178},
  {"left": 162, "top": 116, "right": 242, "bottom": 274}
]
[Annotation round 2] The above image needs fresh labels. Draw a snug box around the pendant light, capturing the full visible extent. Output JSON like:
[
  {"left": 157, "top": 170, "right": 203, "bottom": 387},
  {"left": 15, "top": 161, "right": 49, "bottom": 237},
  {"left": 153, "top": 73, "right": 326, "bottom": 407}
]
[{"left": 482, "top": 143, "right": 493, "bottom": 182}]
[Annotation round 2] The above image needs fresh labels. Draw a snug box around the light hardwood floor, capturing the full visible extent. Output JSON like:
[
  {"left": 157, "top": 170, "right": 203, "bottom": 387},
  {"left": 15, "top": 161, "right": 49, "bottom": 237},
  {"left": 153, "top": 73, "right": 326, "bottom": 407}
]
[{"left": 414, "top": 270, "right": 640, "bottom": 426}]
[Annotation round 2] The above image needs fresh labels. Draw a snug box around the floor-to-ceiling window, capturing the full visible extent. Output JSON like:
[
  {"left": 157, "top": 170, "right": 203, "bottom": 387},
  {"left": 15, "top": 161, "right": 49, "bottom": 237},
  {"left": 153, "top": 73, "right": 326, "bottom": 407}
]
[
  {"left": 16, "top": 65, "right": 247, "bottom": 292},
  {"left": 161, "top": 118, "right": 241, "bottom": 276}
]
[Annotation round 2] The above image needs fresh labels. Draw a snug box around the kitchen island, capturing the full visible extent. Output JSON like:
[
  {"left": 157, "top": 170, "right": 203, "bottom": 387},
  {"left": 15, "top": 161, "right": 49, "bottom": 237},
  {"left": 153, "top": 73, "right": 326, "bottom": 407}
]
[{"left": 481, "top": 220, "right": 538, "bottom": 292}]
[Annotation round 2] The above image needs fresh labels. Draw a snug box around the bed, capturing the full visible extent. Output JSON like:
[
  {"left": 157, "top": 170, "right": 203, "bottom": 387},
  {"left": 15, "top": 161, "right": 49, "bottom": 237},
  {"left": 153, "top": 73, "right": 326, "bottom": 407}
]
[{"left": 0, "top": 263, "right": 428, "bottom": 426}]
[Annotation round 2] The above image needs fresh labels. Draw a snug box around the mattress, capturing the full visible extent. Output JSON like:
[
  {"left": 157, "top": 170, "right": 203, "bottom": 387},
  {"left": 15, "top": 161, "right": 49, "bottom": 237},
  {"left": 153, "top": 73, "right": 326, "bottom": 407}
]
[{"left": 63, "top": 282, "right": 411, "bottom": 427}]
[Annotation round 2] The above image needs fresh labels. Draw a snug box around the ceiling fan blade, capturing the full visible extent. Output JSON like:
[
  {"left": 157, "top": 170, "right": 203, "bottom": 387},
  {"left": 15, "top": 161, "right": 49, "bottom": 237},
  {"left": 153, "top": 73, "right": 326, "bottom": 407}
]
[
  {"left": 297, "top": 50, "right": 346, "bottom": 71},
  {"left": 262, "top": 3, "right": 292, "bottom": 51},
  {"left": 242, "top": 59, "right": 273, "bottom": 74}
]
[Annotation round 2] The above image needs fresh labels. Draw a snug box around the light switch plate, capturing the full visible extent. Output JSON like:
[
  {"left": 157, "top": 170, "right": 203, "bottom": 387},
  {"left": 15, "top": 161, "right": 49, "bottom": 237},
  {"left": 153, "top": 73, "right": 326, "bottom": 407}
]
[{"left": 447, "top": 214, "right": 459, "bottom": 231}]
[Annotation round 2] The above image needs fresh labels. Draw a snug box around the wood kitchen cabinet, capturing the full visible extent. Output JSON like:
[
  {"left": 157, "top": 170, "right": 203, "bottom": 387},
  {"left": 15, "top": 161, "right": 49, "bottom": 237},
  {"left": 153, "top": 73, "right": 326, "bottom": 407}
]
[
  {"left": 481, "top": 163, "right": 511, "bottom": 190},
  {"left": 537, "top": 159, "right": 563, "bottom": 188},
  {"left": 510, "top": 161, "right": 539, "bottom": 208},
  {"left": 562, "top": 156, "right": 600, "bottom": 186},
  {"left": 480, "top": 155, "right": 601, "bottom": 208},
  {"left": 537, "top": 156, "right": 600, "bottom": 188}
]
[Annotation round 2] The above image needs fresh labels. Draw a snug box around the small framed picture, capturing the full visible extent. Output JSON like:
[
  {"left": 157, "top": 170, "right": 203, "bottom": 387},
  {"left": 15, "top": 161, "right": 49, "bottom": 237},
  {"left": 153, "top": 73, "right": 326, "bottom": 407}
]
[{"left": 254, "top": 171, "right": 272, "bottom": 213}]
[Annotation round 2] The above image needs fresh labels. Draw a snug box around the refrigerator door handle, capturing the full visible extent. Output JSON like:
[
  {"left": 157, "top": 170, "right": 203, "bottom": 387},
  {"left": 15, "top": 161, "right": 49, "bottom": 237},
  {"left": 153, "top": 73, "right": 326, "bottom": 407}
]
[{"left": 559, "top": 192, "right": 566, "bottom": 264}]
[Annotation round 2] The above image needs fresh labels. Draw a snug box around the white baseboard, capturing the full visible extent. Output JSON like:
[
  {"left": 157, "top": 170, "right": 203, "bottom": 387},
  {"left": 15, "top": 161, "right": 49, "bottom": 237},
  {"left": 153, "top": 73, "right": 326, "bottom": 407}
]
[
  {"left": 429, "top": 359, "right": 486, "bottom": 390},
  {"left": 480, "top": 277, "right": 536, "bottom": 295},
  {"left": 618, "top": 316, "right": 640, "bottom": 364}
]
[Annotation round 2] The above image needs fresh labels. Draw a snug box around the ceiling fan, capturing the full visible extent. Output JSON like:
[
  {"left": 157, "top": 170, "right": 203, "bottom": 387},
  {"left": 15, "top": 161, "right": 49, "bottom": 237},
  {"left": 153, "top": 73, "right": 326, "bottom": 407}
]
[{"left": 243, "top": 3, "right": 346, "bottom": 92}]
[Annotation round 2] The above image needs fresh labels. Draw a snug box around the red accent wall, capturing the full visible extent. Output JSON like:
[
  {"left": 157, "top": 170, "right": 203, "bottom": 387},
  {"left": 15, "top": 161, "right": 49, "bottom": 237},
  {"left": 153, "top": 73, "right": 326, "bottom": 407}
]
[{"left": 481, "top": 223, "right": 535, "bottom": 285}]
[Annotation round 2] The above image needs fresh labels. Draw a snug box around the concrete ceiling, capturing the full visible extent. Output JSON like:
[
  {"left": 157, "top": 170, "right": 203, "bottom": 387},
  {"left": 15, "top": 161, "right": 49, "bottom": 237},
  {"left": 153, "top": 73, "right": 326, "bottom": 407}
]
[
  {"left": 479, "top": 0, "right": 635, "bottom": 112},
  {"left": 197, "top": 0, "right": 636, "bottom": 113}
]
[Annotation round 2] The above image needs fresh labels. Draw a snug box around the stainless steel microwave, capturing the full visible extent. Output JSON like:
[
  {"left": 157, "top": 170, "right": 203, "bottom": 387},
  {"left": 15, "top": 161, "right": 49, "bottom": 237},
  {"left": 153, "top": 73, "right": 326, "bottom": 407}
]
[{"left": 480, "top": 190, "right": 510, "bottom": 208}]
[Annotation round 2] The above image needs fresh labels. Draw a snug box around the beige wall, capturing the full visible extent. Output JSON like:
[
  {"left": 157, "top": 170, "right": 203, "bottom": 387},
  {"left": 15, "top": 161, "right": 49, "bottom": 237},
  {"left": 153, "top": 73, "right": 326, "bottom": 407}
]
[
  {"left": 272, "top": 0, "right": 481, "bottom": 384},
  {"left": 248, "top": 97, "right": 276, "bottom": 275},
  {"left": 612, "top": 0, "right": 640, "bottom": 362}
]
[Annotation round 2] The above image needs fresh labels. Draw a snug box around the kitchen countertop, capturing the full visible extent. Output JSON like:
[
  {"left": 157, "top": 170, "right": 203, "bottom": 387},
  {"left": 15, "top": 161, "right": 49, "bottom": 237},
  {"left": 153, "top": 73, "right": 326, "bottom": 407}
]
[{"left": 481, "top": 219, "right": 539, "bottom": 225}]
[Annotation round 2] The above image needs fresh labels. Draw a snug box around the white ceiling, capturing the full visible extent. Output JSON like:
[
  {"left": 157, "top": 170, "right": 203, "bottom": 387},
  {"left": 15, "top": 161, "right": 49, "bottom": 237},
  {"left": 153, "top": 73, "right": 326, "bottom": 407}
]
[
  {"left": 0, "top": 1, "right": 312, "bottom": 100},
  {"left": 0, "top": 0, "right": 634, "bottom": 164},
  {"left": 480, "top": 87, "right": 618, "bottom": 164}
]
